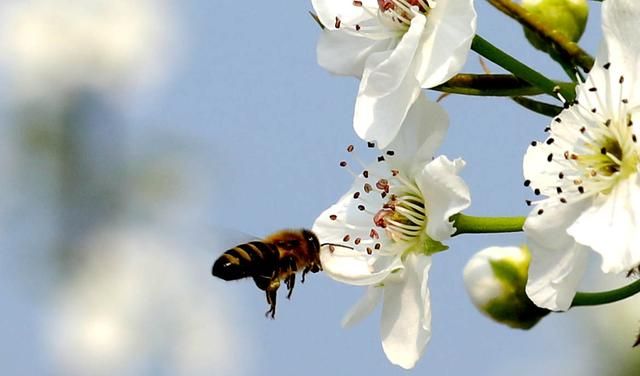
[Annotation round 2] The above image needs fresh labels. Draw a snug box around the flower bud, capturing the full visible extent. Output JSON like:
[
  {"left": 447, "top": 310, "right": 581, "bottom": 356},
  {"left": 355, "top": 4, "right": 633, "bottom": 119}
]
[
  {"left": 463, "top": 245, "right": 549, "bottom": 329},
  {"left": 521, "top": 0, "right": 589, "bottom": 52}
]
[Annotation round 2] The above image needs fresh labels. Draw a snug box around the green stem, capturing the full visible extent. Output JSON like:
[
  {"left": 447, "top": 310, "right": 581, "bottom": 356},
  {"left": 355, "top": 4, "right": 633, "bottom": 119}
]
[
  {"left": 471, "top": 35, "right": 573, "bottom": 100},
  {"left": 572, "top": 279, "right": 640, "bottom": 307},
  {"left": 511, "top": 96, "right": 563, "bottom": 117},
  {"left": 452, "top": 214, "right": 525, "bottom": 236}
]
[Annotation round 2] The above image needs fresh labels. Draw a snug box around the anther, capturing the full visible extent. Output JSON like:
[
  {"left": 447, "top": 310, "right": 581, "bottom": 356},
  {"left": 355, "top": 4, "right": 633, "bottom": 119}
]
[
  {"left": 578, "top": 186, "right": 585, "bottom": 194},
  {"left": 343, "top": 234, "right": 351, "bottom": 242},
  {"left": 589, "top": 87, "right": 597, "bottom": 92},
  {"left": 353, "top": 0, "right": 363, "bottom": 6},
  {"left": 547, "top": 153, "right": 553, "bottom": 162},
  {"left": 603, "top": 62, "right": 611, "bottom": 69},
  {"left": 330, "top": 214, "right": 337, "bottom": 220},
  {"left": 340, "top": 161, "right": 347, "bottom": 167},
  {"left": 537, "top": 209, "right": 544, "bottom": 215},
  {"left": 353, "top": 191, "right": 361, "bottom": 199},
  {"left": 600, "top": 147, "right": 607, "bottom": 155},
  {"left": 524, "top": 179, "right": 531, "bottom": 187},
  {"left": 619, "top": 75, "right": 625, "bottom": 84},
  {"left": 534, "top": 188, "right": 541, "bottom": 195},
  {"left": 335, "top": 17, "right": 342, "bottom": 28},
  {"left": 367, "top": 141, "right": 375, "bottom": 148},
  {"left": 377, "top": 156, "right": 385, "bottom": 162},
  {"left": 374, "top": 243, "right": 381, "bottom": 250},
  {"left": 329, "top": 245, "right": 336, "bottom": 253},
  {"left": 531, "top": 141, "right": 538, "bottom": 147},
  {"left": 560, "top": 198, "right": 567, "bottom": 204},
  {"left": 363, "top": 170, "right": 369, "bottom": 178},
  {"left": 554, "top": 117, "right": 562, "bottom": 123},
  {"left": 386, "top": 150, "right": 395, "bottom": 156},
  {"left": 357, "top": 204, "right": 365, "bottom": 211},
  {"left": 366, "top": 247, "right": 373, "bottom": 255},
  {"left": 376, "top": 179, "right": 390, "bottom": 193},
  {"left": 364, "top": 183, "right": 372, "bottom": 193},
  {"left": 347, "top": 145, "right": 354, "bottom": 152},
  {"left": 559, "top": 172, "right": 564, "bottom": 179},
  {"left": 391, "top": 169, "right": 399, "bottom": 176},
  {"left": 354, "top": 237, "right": 361, "bottom": 245},
  {"left": 546, "top": 138, "right": 555, "bottom": 145},
  {"left": 369, "top": 229, "right": 379, "bottom": 239}
]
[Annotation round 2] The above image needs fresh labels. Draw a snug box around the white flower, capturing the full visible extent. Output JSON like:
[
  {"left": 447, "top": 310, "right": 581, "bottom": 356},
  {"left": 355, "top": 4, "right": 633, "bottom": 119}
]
[
  {"left": 312, "top": 96, "right": 470, "bottom": 369},
  {"left": 523, "top": 0, "right": 640, "bottom": 311},
  {"left": 0, "top": 0, "right": 174, "bottom": 98},
  {"left": 311, "top": 0, "right": 476, "bottom": 148},
  {"left": 46, "top": 229, "right": 256, "bottom": 376},
  {"left": 463, "top": 245, "right": 548, "bottom": 329}
]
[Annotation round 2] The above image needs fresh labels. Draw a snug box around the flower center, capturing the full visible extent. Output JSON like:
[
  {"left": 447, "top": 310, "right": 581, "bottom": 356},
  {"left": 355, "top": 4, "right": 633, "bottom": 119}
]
[
  {"left": 329, "top": 144, "right": 432, "bottom": 256},
  {"left": 335, "top": 0, "right": 435, "bottom": 34},
  {"left": 526, "top": 68, "right": 640, "bottom": 212}
]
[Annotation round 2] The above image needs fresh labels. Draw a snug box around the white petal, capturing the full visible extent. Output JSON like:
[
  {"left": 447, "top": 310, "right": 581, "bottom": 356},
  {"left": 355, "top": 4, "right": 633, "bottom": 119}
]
[
  {"left": 384, "top": 95, "right": 448, "bottom": 173},
  {"left": 312, "top": 170, "right": 392, "bottom": 250},
  {"left": 311, "top": 0, "right": 378, "bottom": 31},
  {"left": 415, "top": 156, "right": 471, "bottom": 241},
  {"left": 524, "top": 200, "right": 591, "bottom": 311},
  {"left": 317, "top": 31, "right": 395, "bottom": 78},
  {"left": 601, "top": 0, "right": 640, "bottom": 77},
  {"left": 380, "top": 253, "right": 432, "bottom": 369},
  {"left": 319, "top": 246, "right": 403, "bottom": 285},
  {"left": 414, "top": 0, "right": 477, "bottom": 88},
  {"left": 341, "top": 286, "right": 383, "bottom": 328},
  {"left": 568, "top": 174, "right": 640, "bottom": 274},
  {"left": 353, "top": 15, "right": 427, "bottom": 148}
]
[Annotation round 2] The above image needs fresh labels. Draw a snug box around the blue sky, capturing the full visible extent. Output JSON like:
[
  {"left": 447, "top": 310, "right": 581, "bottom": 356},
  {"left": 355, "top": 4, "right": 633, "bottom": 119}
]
[{"left": 4, "top": 0, "right": 639, "bottom": 375}]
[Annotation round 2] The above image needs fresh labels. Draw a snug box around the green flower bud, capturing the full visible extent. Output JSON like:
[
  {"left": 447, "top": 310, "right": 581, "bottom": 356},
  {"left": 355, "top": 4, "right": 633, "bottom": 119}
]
[
  {"left": 521, "top": 0, "right": 589, "bottom": 52},
  {"left": 463, "top": 245, "right": 549, "bottom": 330}
]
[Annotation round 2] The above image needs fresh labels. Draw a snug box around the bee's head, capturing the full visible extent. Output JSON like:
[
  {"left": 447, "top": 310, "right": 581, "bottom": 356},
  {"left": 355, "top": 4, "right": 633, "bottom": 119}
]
[{"left": 302, "top": 229, "right": 321, "bottom": 256}]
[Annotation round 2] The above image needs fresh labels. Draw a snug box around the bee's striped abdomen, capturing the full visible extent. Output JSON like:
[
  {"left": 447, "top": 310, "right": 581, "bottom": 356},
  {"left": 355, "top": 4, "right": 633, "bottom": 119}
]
[{"left": 212, "top": 241, "right": 278, "bottom": 281}]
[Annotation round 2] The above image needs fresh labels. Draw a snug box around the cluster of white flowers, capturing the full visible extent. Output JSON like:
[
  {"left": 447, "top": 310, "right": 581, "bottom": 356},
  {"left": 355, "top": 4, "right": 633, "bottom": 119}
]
[
  {"left": 310, "top": 0, "right": 477, "bottom": 368},
  {"left": 309, "top": 0, "right": 640, "bottom": 369}
]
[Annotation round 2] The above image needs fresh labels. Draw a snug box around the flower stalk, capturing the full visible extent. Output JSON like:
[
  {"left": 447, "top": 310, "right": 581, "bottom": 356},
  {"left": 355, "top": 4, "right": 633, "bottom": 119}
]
[
  {"left": 471, "top": 35, "right": 574, "bottom": 100},
  {"left": 487, "top": 0, "right": 594, "bottom": 72},
  {"left": 571, "top": 279, "right": 640, "bottom": 307},
  {"left": 452, "top": 214, "right": 525, "bottom": 235},
  {"left": 432, "top": 74, "right": 573, "bottom": 97}
]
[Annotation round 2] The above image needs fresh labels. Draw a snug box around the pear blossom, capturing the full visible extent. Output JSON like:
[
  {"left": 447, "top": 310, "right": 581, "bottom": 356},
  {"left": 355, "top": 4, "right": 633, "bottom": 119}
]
[
  {"left": 311, "top": 0, "right": 477, "bottom": 148},
  {"left": 312, "top": 96, "right": 470, "bottom": 369},
  {"left": 523, "top": 0, "right": 640, "bottom": 311}
]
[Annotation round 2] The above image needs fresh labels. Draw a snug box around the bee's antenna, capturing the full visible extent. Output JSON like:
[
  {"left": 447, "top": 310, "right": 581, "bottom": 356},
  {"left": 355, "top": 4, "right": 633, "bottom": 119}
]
[{"left": 320, "top": 242, "right": 354, "bottom": 251}]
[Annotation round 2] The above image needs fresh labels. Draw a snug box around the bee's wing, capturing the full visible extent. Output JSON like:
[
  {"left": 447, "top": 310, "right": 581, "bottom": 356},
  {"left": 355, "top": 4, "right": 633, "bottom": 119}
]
[{"left": 209, "top": 227, "right": 261, "bottom": 254}]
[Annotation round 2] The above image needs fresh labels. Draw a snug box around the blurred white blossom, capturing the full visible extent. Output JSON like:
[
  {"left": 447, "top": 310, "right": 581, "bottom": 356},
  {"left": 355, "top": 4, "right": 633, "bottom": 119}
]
[
  {"left": 46, "top": 229, "right": 255, "bottom": 376},
  {"left": 0, "top": 0, "right": 176, "bottom": 99}
]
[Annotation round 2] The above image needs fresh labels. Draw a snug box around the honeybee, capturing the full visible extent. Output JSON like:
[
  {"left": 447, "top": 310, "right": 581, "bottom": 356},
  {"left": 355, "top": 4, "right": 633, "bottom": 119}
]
[{"left": 212, "top": 228, "right": 334, "bottom": 318}]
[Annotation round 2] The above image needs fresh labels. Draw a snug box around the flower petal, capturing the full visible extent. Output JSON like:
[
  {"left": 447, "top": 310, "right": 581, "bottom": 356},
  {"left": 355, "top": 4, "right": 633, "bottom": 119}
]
[
  {"left": 317, "top": 31, "right": 395, "bottom": 78},
  {"left": 384, "top": 95, "right": 448, "bottom": 173},
  {"left": 601, "top": 0, "right": 640, "bottom": 77},
  {"left": 341, "top": 286, "right": 383, "bottom": 328},
  {"left": 353, "top": 15, "right": 427, "bottom": 148},
  {"left": 568, "top": 173, "right": 640, "bottom": 274},
  {"left": 319, "top": 246, "right": 403, "bottom": 285},
  {"left": 415, "top": 0, "right": 477, "bottom": 88},
  {"left": 524, "top": 199, "right": 591, "bottom": 311},
  {"left": 415, "top": 156, "right": 471, "bottom": 241},
  {"left": 380, "top": 253, "right": 432, "bottom": 369}
]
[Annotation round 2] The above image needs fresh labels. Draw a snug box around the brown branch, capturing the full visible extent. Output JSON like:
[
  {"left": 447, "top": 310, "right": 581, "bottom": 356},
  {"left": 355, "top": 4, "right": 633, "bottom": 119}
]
[{"left": 487, "top": 0, "right": 595, "bottom": 72}]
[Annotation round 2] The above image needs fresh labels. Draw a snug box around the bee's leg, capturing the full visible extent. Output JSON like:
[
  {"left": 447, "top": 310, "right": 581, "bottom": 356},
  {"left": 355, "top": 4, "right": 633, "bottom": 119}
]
[
  {"left": 265, "top": 279, "right": 280, "bottom": 319},
  {"left": 301, "top": 266, "right": 310, "bottom": 283},
  {"left": 285, "top": 274, "right": 295, "bottom": 299},
  {"left": 282, "top": 256, "right": 297, "bottom": 299}
]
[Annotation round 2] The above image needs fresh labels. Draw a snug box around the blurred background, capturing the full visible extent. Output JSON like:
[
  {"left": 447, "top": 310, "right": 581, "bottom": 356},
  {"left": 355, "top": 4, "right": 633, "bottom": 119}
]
[{"left": 0, "top": 0, "right": 637, "bottom": 375}]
